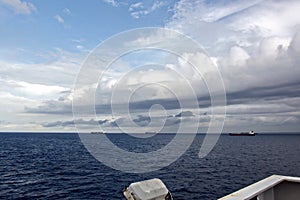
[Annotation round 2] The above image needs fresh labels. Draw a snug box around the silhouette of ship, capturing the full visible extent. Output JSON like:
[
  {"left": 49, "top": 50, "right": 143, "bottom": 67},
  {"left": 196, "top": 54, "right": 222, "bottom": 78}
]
[
  {"left": 90, "top": 131, "right": 106, "bottom": 134},
  {"left": 229, "top": 130, "right": 256, "bottom": 136}
]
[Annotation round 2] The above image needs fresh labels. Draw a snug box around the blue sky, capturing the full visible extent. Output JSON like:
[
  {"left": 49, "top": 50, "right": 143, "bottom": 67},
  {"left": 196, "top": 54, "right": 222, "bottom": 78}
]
[
  {"left": 0, "top": 0, "right": 300, "bottom": 133},
  {"left": 0, "top": 0, "right": 173, "bottom": 63}
]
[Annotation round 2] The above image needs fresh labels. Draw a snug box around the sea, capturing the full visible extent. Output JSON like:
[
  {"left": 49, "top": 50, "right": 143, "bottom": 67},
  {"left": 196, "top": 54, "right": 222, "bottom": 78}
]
[{"left": 1, "top": 132, "right": 300, "bottom": 199}]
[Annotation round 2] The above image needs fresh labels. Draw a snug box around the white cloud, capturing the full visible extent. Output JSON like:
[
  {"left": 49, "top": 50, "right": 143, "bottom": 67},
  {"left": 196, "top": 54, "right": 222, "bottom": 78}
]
[
  {"left": 227, "top": 0, "right": 300, "bottom": 37},
  {"left": 0, "top": 0, "right": 36, "bottom": 14},
  {"left": 129, "top": 2, "right": 143, "bottom": 12},
  {"left": 0, "top": 91, "right": 40, "bottom": 131},
  {"left": 162, "top": 0, "right": 300, "bottom": 132},
  {"left": 0, "top": 49, "right": 82, "bottom": 88},
  {"left": 54, "top": 15, "right": 64, "bottom": 24},
  {"left": 171, "top": 0, "right": 263, "bottom": 23},
  {"left": 218, "top": 33, "right": 300, "bottom": 93},
  {"left": 1, "top": 79, "right": 68, "bottom": 99},
  {"left": 227, "top": 46, "right": 250, "bottom": 66},
  {"left": 166, "top": 0, "right": 300, "bottom": 92},
  {"left": 102, "top": 0, "right": 169, "bottom": 19},
  {"left": 0, "top": 50, "right": 82, "bottom": 131},
  {"left": 63, "top": 8, "right": 71, "bottom": 15},
  {"left": 102, "top": 0, "right": 118, "bottom": 7},
  {"left": 1, "top": 0, "right": 299, "bottom": 132},
  {"left": 167, "top": 0, "right": 300, "bottom": 54},
  {"left": 53, "top": 8, "right": 72, "bottom": 27},
  {"left": 129, "top": 1, "right": 165, "bottom": 19}
]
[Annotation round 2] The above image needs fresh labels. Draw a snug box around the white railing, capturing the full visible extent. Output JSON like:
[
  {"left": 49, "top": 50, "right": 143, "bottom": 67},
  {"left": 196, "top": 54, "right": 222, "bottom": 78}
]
[{"left": 219, "top": 175, "right": 300, "bottom": 200}]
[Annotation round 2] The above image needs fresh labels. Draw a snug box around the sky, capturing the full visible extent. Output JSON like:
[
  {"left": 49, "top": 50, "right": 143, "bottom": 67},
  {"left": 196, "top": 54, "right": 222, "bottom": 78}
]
[{"left": 0, "top": 0, "right": 300, "bottom": 133}]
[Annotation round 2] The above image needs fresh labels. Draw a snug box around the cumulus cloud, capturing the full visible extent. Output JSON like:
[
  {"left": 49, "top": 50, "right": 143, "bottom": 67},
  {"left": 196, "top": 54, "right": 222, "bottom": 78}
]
[
  {"left": 164, "top": 0, "right": 300, "bottom": 97},
  {"left": 2, "top": 0, "right": 300, "bottom": 132},
  {"left": 167, "top": 0, "right": 300, "bottom": 53},
  {"left": 219, "top": 33, "right": 300, "bottom": 93},
  {"left": 162, "top": 0, "right": 300, "bottom": 132},
  {"left": 68, "top": 23, "right": 298, "bottom": 132},
  {"left": 0, "top": 49, "right": 83, "bottom": 131},
  {"left": 28, "top": 28, "right": 299, "bottom": 132},
  {"left": 0, "top": 0, "right": 36, "bottom": 14},
  {"left": 225, "top": 0, "right": 300, "bottom": 37}
]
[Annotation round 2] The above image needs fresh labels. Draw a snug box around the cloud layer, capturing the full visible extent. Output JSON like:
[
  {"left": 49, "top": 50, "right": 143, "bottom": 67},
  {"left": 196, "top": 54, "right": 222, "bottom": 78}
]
[{"left": 0, "top": 0, "right": 299, "bottom": 132}]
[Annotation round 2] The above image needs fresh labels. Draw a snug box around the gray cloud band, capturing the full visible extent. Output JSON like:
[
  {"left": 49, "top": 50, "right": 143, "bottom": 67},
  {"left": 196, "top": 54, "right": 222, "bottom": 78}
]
[{"left": 72, "top": 27, "right": 226, "bottom": 173}]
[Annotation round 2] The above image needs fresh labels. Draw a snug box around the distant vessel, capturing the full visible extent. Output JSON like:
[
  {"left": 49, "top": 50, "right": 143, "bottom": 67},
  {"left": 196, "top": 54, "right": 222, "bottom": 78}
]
[
  {"left": 229, "top": 130, "right": 255, "bottom": 136},
  {"left": 145, "top": 131, "right": 157, "bottom": 134},
  {"left": 90, "top": 131, "right": 106, "bottom": 134}
]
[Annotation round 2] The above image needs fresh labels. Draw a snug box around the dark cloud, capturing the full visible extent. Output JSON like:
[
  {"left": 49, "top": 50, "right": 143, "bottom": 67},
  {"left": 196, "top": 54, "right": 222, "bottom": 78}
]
[
  {"left": 26, "top": 97, "right": 181, "bottom": 115},
  {"left": 175, "top": 111, "right": 194, "bottom": 117},
  {"left": 164, "top": 118, "right": 181, "bottom": 126},
  {"left": 25, "top": 100, "right": 72, "bottom": 115},
  {"left": 129, "top": 98, "right": 180, "bottom": 111},
  {"left": 27, "top": 79, "right": 300, "bottom": 133},
  {"left": 27, "top": 80, "right": 300, "bottom": 117},
  {"left": 199, "top": 115, "right": 211, "bottom": 123},
  {"left": 42, "top": 118, "right": 109, "bottom": 128},
  {"left": 42, "top": 121, "right": 64, "bottom": 127},
  {"left": 227, "top": 81, "right": 300, "bottom": 103},
  {"left": 108, "top": 117, "right": 125, "bottom": 127},
  {"left": 133, "top": 115, "right": 151, "bottom": 127}
]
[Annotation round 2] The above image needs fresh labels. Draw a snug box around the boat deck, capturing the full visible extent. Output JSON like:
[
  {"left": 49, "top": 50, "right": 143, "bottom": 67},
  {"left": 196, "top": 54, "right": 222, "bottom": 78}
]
[{"left": 219, "top": 175, "right": 300, "bottom": 200}]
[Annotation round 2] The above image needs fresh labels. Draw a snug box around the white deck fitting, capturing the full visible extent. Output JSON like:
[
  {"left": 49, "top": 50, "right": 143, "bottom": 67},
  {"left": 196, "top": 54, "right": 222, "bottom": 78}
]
[
  {"left": 219, "top": 175, "right": 300, "bottom": 200},
  {"left": 123, "top": 178, "right": 170, "bottom": 200}
]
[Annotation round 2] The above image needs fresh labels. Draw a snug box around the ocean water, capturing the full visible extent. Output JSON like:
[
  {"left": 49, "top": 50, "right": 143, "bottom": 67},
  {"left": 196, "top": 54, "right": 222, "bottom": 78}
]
[{"left": 0, "top": 133, "right": 300, "bottom": 199}]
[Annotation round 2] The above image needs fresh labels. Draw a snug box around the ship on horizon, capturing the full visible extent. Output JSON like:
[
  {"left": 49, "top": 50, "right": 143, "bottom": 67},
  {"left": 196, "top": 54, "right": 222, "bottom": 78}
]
[
  {"left": 145, "top": 131, "right": 157, "bottom": 134},
  {"left": 90, "top": 131, "right": 106, "bottom": 134},
  {"left": 229, "top": 130, "right": 256, "bottom": 136}
]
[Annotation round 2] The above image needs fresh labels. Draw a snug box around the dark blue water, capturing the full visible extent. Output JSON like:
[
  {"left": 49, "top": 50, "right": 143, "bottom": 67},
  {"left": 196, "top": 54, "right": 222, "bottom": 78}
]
[{"left": 1, "top": 133, "right": 300, "bottom": 199}]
